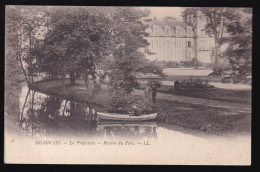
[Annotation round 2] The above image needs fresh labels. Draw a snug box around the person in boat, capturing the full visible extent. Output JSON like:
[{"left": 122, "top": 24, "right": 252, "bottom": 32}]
[{"left": 132, "top": 104, "right": 140, "bottom": 116}]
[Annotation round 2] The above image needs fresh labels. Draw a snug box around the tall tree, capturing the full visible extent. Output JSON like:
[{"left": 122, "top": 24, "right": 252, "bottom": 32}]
[
  {"left": 35, "top": 7, "right": 113, "bottom": 94},
  {"left": 105, "top": 7, "right": 164, "bottom": 94},
  {"left": 182, "top": 7, "right": 239, "bottom": 67},
  {"left": 6, "top": 6, "right": 49, "bottom": 86},
  {"left": 223, "top": 8, "right": 252, "bottom": 81},
  {"left": 35, "top": 7, "right": 164, "bottom": 95}
]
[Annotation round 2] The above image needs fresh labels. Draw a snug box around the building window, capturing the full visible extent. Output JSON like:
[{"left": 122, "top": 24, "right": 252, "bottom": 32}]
[
  {"left": 204, "top": 40, "right": 208, "bottom": 49},
  {"left": 187, "top": 29, "right": 191, "bottom": 37},
  {"left": 188, "top": 41, "right": 191, "bottom": 47},
  {"left": 200, "top": 40, "right": 204, "bottom": 49},
  {"left": 183, "top": 51, "right": 186, "bottom": 60},
  {"left": 166, "top": 52, "right": 170, "bottom": 60},
  {"left": 188, "top": 52, "right": 192, "bottom": 59},
  {"left": 165, "top": 40, "right": 170, "bottom": 47},
  {"left": 153, "top": 26, "right": 159, "bottom": 36},
  {"left": 177, "top": 40, "right": 180, "bottom": 48},
  {"left": 177, "top": 52, "right": 182, "bottom": 59},
  {"left": 171, "top": 40, "right": 175, "bottom": 48},
  {"left": 154, "top": 40, "right": 158, "bottom": 48},
  {"left": 176, "top": 28, "right": 180, "bottom": 36},
  {"left": 165, "top": 27, "right": 169, "bottom": 36}
]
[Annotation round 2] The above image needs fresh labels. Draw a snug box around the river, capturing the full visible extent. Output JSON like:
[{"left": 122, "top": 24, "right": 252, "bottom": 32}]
[{"left": 4, "top": 83, "right": 251, "bottom": 165}]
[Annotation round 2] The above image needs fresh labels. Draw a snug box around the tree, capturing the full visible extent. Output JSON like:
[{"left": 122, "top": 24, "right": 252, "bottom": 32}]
[
  {"left": 223, "top": 8, "right": 252, "bottom": 81},
  {"left": 105, "top": 7, "right": 164, "bottom": 95},
  {"left": 182, "top": 7, "right": 239, "bottom": 67},
  {"left": 35, "top": 7, "right": 164, "bottom": 96},
  {"left": 34, "top": 7, "right": 113, "bottom": 94},
  {"left": 6, "top": 6, "right": 50, "bottom": 86}
]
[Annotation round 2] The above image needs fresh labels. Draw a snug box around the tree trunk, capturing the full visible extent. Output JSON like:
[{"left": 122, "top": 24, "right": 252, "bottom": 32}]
[
  {"left": 20, "top": 89, "right": 30, "bottom": 124},
  {"left": 82, "top": 71, "right": 91, "bottom": 95},
  {"left": 70, "top": 102, "right": 76, "bottom": 118},
  {"left": 61, "top": 100, "right": 68, "bottom": 117},
  {"left": 214, "top": 45, "right": 219, "bottom": 67},
  {"left": 61, "top": 77, "right": 66, "bottom": 91},
  {"left": 18, "top": 55, "right": 30, "bottom": 86},
  {"left": 69, "top": 72, "right": 76, "bottom": 85},
  {"left": 92, "top": 73, "right": 101, "bottom": 91}
]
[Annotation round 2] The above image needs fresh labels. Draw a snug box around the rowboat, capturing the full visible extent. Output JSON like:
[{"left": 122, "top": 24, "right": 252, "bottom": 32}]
[
  {"left": 96, "top": 112, "right": 157, "bottom": 121},
  {"left": 97, "top": 121, "right": 157, "bottom": 127}
]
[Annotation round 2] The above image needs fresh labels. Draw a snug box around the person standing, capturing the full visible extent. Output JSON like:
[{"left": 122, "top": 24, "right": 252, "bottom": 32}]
[
  {"left": 151, "top": 82, "right": 157, "bottom": 104},
  {"left": 144, "top": 83, "right": 152, "bottom": 103}
]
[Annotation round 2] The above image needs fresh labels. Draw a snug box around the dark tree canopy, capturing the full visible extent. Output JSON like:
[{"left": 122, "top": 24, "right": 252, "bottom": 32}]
[{"left": 8, "top": 6, "right": 164, "bottom": 94}]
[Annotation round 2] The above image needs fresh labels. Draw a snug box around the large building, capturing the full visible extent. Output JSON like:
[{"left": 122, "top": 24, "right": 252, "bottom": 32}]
[{"left": 145, "top": 14, "right": 215, "bottom": 64}]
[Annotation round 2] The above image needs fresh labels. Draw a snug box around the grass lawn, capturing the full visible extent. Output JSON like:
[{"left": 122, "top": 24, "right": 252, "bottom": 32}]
[
  {"left": 156, "top": 99, "right": 250, "bottom": 135},
  {"left": 137, "top": 68, "right": 251, "bottom": 104},
  {"left": 32, "top": 79, "right": 251, "bottom": 136},
  {"left": 137, "top": 82, "right": 251, "bottom": 104}
]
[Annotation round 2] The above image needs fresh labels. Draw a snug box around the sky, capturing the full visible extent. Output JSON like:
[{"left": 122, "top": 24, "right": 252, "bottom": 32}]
[{"left": 141, "top": 7, "right": 184, "bottom": 21}]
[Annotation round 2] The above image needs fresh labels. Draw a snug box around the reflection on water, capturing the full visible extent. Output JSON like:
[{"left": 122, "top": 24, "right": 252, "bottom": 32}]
[
  {"left": 96, "top": 121, "right": 157, "bottom": 139},
  {"left": 5, "top": 83, "right": 251, "bottom": 165},
  {"left": 16, "top": 85, "right": 157, "bottom": 140}
]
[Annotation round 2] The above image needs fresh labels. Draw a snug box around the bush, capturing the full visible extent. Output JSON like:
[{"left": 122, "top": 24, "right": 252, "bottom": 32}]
[
  {"left": 165, "top": 61, "right": 180, "bottom": 68},
  {"left": 175, "top": 77, "right": 215, "bottom": 90},
  {"left": 180, "top": 58, "right": 202, "bottom": 68},
  {"left": 105, "top": 90, "right": 157, "bottom": 114},
  {"left": 147, "top": 80, "right": 162, "bottom": 88},
  {"left": 209, "top": 66, "right": 229, "bottom": 76}
]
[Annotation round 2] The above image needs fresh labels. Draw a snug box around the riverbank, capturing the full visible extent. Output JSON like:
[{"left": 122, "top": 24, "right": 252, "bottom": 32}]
[
  {"left": 137, "top": 81, "right": 251, "bottom": 104},
  {"left": 31, "top": 79, "right": 251, "bottom": 136}
]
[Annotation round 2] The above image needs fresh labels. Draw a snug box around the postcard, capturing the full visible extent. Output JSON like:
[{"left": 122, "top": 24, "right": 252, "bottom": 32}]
[{"left": 4, "top": 6, "right": 252, "bottom": 165}]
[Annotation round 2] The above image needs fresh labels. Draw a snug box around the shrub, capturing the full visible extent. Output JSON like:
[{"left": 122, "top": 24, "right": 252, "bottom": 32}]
[
  {"left": 175, "top": 77, "right": 215, "bottom": 90},
  {"left": 180, "top": 58, "right": 202, "bottom": 68},
  {"left": 209, "top": 66, "right": 232, "bottom": 77},
  {"left": 147, "top": 80, "right": 162, "bottom": 88},
  {"left": 165, "top": 61, "right": 180, "bottom": 68},
  {"left": 106, "top": 90, "right": 157, "bottom": 114}
]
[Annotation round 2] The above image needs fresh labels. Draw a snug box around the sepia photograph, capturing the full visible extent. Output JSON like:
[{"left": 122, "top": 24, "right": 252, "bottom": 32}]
[{"left": 4, "top": 5, "right": 252, "bottom": 165}]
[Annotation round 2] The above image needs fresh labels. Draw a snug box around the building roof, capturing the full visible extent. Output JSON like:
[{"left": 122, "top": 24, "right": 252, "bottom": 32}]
[{"left": 146, "top": 17, "right": 190, "bottom": 29}]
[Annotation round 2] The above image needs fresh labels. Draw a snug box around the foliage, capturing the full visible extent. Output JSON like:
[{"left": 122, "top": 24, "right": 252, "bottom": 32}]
[
  {"left": 6, "top": 6, "right": 49, "bottom": 85},
  {"left": 165, "top": 61, "right": 180, "bottom": 68},
  {"left": 222, "top": 8, "right": 252, "bottom": 82},
  {"left": 33, "top": 7, "right": 113, "bottom": 91},
  {"left": 106, "top": 91, "right": 156, "bottom": 114},
  {"left": 105, "top": 7, "right": 164, "bottom": 94},
  {"left": 174, "top": 77, "right": 215, "bottom": 90},
  {"left": 134, "top": 59, "right": 166, "bottom": 77},
  {"left": 6, "top": 6, "right": 165, "bottom": 113},
  {"left": 180, "top": 58, "right": 202, "bottom": 68},
  {"left": 208, "top": 66, "right": 231, "bottom": 76},
  {"left": 183, "top": 7, "right": 252, "bottom": 82},
  {"left": 147, "top": 80, "right": 162, "bottom": 88},
  {"left": 21, "top": 7, "right": 165, "bottom": 95},
  {"left": 182, "top": 7, "right": 241, "bottom": 67}
]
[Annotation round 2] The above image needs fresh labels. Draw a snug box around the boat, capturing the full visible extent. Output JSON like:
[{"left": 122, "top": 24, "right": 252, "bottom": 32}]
[
  {"left": 96, "top": 112, "right": 157, "bottom": 121},
  {"left": 97, "top": 121, "right": 157, "bottom": 128}
]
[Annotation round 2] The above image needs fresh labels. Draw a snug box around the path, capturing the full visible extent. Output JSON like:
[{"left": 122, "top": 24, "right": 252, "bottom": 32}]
[
  {"left": 34, "top": 79, "right": 251, "bottom": 113},
  {"left": 133, "top": 89, "right": 251, "bottom": 113}
]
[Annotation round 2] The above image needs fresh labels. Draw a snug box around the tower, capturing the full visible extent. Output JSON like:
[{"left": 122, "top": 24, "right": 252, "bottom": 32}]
[{"left": 185, "top": 11, "right": 214, "bottom": 64}]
